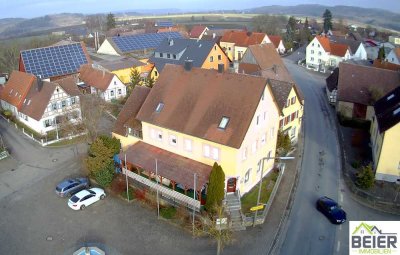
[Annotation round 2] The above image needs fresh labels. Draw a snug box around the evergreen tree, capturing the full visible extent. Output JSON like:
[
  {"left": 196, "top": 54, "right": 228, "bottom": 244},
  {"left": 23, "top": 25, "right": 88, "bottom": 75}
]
[
  {"left": 129, "top": 68, "right": 141, "bottom": 95},
  {"left": 106, "top": 13, "right": 116, "bottom": 31},
  {"left": 356, "top": 164, "right": 375, "bottom": 189},
  {"left": 378, "top": 46, "right": 386, "bottom": 60},
  {"left": 322, "top": 9, "right": 333, "bottom": 33},
  {"left": 205, "top": 162, "right": 226, "bottom": 212},
  {"left": 145, "top": 76, "right": 155, "bottom": 88}
]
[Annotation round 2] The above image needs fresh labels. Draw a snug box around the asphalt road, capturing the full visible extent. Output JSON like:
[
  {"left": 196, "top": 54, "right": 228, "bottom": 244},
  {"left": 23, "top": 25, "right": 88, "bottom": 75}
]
[{"left": 278, "top": 54, "right": 400, "bottom": 255}]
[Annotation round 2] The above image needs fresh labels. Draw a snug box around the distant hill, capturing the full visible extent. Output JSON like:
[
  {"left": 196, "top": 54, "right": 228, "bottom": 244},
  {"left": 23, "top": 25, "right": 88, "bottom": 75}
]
[
  {"left": 247, "top": 4, "right": 400, "bottom": 31},
  {"left": 0, "top": 13, "right": 84, "bottom": 39}
]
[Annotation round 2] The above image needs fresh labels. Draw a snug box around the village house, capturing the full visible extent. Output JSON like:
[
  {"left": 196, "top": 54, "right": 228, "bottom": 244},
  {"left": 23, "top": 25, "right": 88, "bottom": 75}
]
[
  {"left": 268, "top": 35, "right": 286, "bottom": 54},
  {"left": 112, "top": 63, "right": 281, "bottom": 211},
  {"left": 78, "top": 64, "right": 126, "bottom": 102},
  {"left": 370, "top": 86, "right": 400, "bottom": 183},
  {"left": 0, "top": 71, "right": 81, "bottom": 135}
]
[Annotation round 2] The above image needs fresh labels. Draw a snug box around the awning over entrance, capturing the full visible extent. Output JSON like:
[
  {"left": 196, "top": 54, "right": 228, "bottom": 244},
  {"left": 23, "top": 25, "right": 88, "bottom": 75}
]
[{"left": 121, "top": 141, "right": 212, "bottom": 189}]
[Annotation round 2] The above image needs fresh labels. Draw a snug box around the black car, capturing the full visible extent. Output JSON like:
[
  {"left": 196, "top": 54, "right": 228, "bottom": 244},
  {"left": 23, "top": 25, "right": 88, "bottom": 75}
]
[{"left": 316, "top": 196, "right": 346, "bottom": 224}]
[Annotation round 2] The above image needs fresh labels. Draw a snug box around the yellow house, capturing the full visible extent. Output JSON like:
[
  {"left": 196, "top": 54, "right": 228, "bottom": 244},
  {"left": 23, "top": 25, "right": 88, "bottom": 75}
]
[
  {"left": 370, "top": 87, "right": 400, "bottom": 183},
  {"left": 97, "top": 57, "right": 153, "bottom": 85},
  {"left": 220, "top": 30, "right": 271, "bottom": 61},
  {"left": 112, "top": 64, "right": 280, "bottom": 207},
  {"left": 148, "top": 38, "right": 230, "bottom": 81},
  {"left": 269, "top": 79, "right": 304, "bottom": 143}
]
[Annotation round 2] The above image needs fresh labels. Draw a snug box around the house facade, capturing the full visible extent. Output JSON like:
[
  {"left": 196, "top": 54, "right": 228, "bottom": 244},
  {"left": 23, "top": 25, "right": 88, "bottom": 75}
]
[
  {"left": 113, "top": 64, "right": 280, "bottom": 197},
  {"left": 79, "top": 64, "right": 126, "bottom": 101},
  {"left": 1, "top": 71, "right": 81, "bottom": 135},
  {"left": 370, "top": 87, "right": 400, "bottom": 183},
  {"left": 220, "top": 31, "right": 271, "bottom": 62},
  {"left": 306, "top": 35, "right": 351, "bottom": 72},
  {"left": 268, "top": 35, "right": 286, "bottom": 54},
  {"left": 385, "top": 48, "right": 400, "bottom": 65}
]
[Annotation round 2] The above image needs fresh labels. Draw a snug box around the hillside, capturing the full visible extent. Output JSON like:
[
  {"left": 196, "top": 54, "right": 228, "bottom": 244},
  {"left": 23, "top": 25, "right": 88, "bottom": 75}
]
[
  {"left": 0, "top": 13, "right": 85, "bottom": 39},
  {"left": 248, "top": 4, "right": 400, "bottom": 31}
]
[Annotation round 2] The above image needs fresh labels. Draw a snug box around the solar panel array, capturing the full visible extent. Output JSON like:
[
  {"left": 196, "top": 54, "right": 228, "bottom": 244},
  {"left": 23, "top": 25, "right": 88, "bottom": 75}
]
[
  {"left": 112, "top": 32, "right": 183, "bottom": 53},
  {"left": 156, "top": 21, "right": 174, "bottom": 27},
  {"left": 21, "top": 43, "right": 89, "bottom": 79}
]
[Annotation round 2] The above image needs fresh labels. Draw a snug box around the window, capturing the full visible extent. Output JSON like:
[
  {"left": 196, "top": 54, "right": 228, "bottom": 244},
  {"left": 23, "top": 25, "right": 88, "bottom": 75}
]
[
  {"left": 317, "top": 44, "right": 320, "bottom": 48},
  {"left": 291, "top": 126, "right": 296, "bottom": 137},
  {"left": 155, "top": 71, "right": 158, "bottom": 76},
  {"left": 210, "top": 56, "right": 214, "bottom": 62},
  {"left": 71, "top": 97, "right": 76, "bottom": 105},
  {"left": 61, "top": 100, "right": 66, "bottom": 108},
  {"left": 256, "top": 115, "right": 260, "bottom": 126},
  {"left": 167, "top": 53, "right": 171, "bottom": 58},
  {"left": 291, "top": 112, "right": 296, "bottom": 121},
  {"left": 262, "top": 91, "right": 264, "bottom": 101},
  {"left": 169, "top": 135, "right": 177, "bottom": 146},
  {"left": 261, "top": 134, "right": 266, "bottom": 145},
  {"left": 173, "top": 54, "right": 176, "bottom": 59},
  {"left": 157, "top": 131, "right": 163, "bottom": 141},
  {"left": 218, "top": 55, "right": 222, "bottom": 60},
  {"left": 204, "top": 145, "right": 210, "bottom": 157},
  {"left": 394, "top": 108, "right": 400, "bottom": 115},
  {"left": 311, "top": 50, "right": 314, "bottom": 54},
  {"left": 110, "top": 90, "right": 115, "bottom": 97},
  {"left": 228, "top": 47, "right": 231, "bottom": 51},
  {"left": 296, "top": 110, "right": 299, "bottom": 118},
  {"left": 252, "top": 141, "right": 257, "bottom": 154},
  {"left": 279, "top": 119, "right": 284, "bottom": 128},
  {"left": 214, "top": 46, "right": 217, "bottom": 50},
  {"left": 291, "top": 96, "right": 296, "bottom": 104},
  {"left": 160, "top": 53, "right": 164, "bottom": 58},
  {"left": 318, "top": 51, "right": 322, "bottom": 56},
  {"left": 311, "top": 57, "right": 314, "bottom": 61},
  {"left": 52, "top": 103, "right": 57, "bottom": 110},
  {"left": 114, "top": 81, "right": 117, "bottom": 85},
  {"left": 318, "top": 59, "right": 321, "bottom": 64},
  {"left": 118, "top": 89, "right": 122, "bottom": 95},
  {"left": 242, "top": 147, "right": 247, "bottom": 160},
  {"left": 312, "top": 43, "right": 314, "bottom": 46},
  {"left": 219, "top": 117, "right": 230, "bottom": 129},
  {"left": 44, "top": 119, "right": 51, "bottom": 127},
  {"left": 245, "top": 169, "right": 251, "bottom": 183},
  {"left": 285, "top": 116, "right": 290, "bottom": 125},
  {"left": 212, "top": 147, "right": 219, "bottom": 160},
  {"left": 285, "top": 99, "right": 290, "bottom": 108},
  {"left": 267, "top": 151, "right": 272, "bottom": 162},
  {"left": 155, "top": 102, "right": 164, "bottom": 113},
  {"left": 184, "top": 139, "right": 192, "bottom": 152}
]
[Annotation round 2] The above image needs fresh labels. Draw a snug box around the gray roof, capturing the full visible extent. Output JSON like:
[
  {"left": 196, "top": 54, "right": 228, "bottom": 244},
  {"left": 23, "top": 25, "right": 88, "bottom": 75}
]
[
  {"left": 329, "top": 36, "right": 363, "bottom": 54},
  {"left": 149, "top": 38, "right": 217, "bottom": 72}
]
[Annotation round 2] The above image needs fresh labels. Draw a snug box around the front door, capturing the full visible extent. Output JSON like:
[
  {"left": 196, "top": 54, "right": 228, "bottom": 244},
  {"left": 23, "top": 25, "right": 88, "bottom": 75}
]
[{"left": 226, "top": 178, "right": 237, "bottom": 193}]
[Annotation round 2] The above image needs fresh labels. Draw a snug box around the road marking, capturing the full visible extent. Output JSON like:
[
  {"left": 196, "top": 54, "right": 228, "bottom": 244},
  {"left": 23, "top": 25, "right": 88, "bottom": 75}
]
[
  {"left": 337, "top": 241, "right": 341, "bottom": 253},
  {"left": 339, "top": 225, "right": 342, "bottom": 231},
  {"left": 340, "top": 193, "right": 343, "bottom": 202}
]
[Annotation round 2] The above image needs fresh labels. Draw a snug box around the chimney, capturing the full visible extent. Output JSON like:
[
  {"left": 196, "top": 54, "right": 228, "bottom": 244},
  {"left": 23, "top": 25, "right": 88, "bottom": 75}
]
[
  {"left": 184, "top": 60, "right": 193, "bottom": 71},
  {"left": 213, "top": 33, "right": 216, "bottom": 39},
  {"left": 37, "top": 75, "right": 43, "bottom": 92},
  {"left": 169, "top": 39, "right": 174, "bottom": 46},
  {"left": 218, "top": 63, "right": 224, "bottom": 73}
]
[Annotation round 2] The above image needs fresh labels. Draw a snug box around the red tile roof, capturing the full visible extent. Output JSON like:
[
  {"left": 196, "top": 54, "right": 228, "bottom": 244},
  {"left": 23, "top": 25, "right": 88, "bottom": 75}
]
[
  {"left": 316, "top": 35, "right": 331, "bottom": 52},
  {"left": 122, "top": 141, "right": 212, "bottom": 189},
  {"left": 136, "top": 64, "right": 269, "bottom": 149},
  {"left": 372, "top": 59, "right": 400, "bottom": 71},
  {"left": 268, "top": 35, "right": 282, "bottom": 48},
  {"left": 330, "top": 43, "right": 349, "bottom": 57},
  {"left": 0, "top": 71, "right": 35, "bottom": 110},
  {"left": 189, "top": 25, "right": 207, "bottom": 38},
  {"left": 79, "top": 64, "right": 117, "bottom": 91},
  {"left": 221, "top": 31, "right": 267, "bottom": 47}
]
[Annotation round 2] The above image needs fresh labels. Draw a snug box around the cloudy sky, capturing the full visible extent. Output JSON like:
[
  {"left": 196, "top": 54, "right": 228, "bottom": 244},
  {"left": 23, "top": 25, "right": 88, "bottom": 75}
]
[{"left": 2, "top": 0, "right": 400, "bottom": 19}]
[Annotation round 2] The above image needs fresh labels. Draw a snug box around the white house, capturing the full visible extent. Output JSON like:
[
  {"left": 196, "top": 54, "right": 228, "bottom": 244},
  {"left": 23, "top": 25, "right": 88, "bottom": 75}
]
[
  {"left": 0, "top": 71, "right": 82, "bottom": 135},
  {"left": 385, "top": 48, "right": 400, "bottom": 65},
  {"left": 306, "top": 35, "right": 351, "bottom": 72},
  {"left": 79, "top": 64, "right": 126, "bottom": 102},
  {"left": 268, "top": 35, "right": 286, "bottom": 54}
]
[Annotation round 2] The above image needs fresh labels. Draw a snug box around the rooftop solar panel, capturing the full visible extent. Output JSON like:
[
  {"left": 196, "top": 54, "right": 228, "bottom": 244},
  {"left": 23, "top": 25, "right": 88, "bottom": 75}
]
[
  {"left": 156, "top": 21, "right": 174, "bottom": 27},
  {"left": 20, "top": 42, "right": 89, "bottom": 79},
  {"left": 112, "top": 32, "right": 183, "bottom": 54}
]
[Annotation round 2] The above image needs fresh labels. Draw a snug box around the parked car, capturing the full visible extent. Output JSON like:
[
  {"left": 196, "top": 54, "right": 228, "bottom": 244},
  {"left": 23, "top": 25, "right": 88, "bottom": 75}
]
[
  {"left": 316, "top": 196, "right": 347, "bottom": 224},
  {"left": 68, "top": 188, "right": 106, "bottom": 210},
  {"left": 55, "top": 177, "right": 90, "bottom": 197}
]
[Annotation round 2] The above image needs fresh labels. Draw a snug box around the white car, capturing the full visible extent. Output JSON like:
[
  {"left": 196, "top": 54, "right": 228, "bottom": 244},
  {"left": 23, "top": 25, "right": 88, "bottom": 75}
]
[{"left": 68, "top": 188, "right": 106, "bottom": 210}]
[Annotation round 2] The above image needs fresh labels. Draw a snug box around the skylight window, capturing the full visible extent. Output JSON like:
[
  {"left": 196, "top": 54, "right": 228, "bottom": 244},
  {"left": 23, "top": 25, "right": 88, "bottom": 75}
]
[
  {"left": 387, "top": 94, "right": 395, "bottom": 101},
  {"left": 155, "top": 102, "right": 164, "bottom": 113},
  {"left": 394, "top": 107, "right": 400, "bottom": 115},
  {"left": 218, "top": 117, "right": 230, "bottom": 129}
]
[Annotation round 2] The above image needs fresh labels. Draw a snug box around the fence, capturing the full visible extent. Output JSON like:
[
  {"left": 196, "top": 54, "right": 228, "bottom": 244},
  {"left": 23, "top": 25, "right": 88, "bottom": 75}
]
[
  {"left": 244, "top": 163, "right": 286, "bottom": 226},
  {"left": 2, "top": 116, "right": 86, "bottom": 147}
]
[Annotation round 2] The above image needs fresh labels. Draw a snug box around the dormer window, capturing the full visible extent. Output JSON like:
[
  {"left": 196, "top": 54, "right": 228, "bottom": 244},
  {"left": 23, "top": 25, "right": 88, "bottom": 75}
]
[
  {"left": 218, "top": 116, "right": 230, "bottom": 129},
  {"left": 155, "top": 102, "right": 164, "bottom": 113}
]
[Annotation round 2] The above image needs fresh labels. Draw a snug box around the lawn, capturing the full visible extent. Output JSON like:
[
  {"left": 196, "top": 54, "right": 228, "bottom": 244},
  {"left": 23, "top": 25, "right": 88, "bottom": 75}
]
[
  {"left": 241, "top": 171, "right": 279, "bottom": 214},
  {"left": 46, "top": 135, "right": 86, "bottom": 147}
]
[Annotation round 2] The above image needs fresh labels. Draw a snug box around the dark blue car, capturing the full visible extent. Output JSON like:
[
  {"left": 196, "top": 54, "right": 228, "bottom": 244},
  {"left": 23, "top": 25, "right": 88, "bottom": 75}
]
[
  {"left": 55, "top": 177, "right": 90, "bottom": 197},
  {"left": 316, "top": 196, "right": 346, "bottom": 224}
]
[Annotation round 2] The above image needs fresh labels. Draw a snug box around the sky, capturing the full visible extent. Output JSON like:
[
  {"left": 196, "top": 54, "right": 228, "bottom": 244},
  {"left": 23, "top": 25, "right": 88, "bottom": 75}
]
[{"left": 1, "top": 0, "right": 400, "bottom": 19}]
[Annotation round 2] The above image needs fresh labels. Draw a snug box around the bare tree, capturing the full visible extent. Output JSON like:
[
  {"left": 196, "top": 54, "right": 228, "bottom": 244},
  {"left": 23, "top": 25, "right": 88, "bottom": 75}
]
[
  {"left": 0, "top": 43, "right": 20, "bottom": 73},
  {"left": 79, "top": 94, "right": 108, "bottom": 143}
]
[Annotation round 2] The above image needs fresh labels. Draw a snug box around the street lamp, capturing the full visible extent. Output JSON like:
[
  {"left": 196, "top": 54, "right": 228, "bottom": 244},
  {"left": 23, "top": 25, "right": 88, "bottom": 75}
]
[{"left": 253, "top": 156, "right": 295, "bottom": 227}]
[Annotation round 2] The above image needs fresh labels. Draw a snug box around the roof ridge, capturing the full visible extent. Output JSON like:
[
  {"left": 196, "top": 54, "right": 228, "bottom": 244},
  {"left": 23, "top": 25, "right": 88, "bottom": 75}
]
[{"left": 20, "top": 41, "right": 81, "bottom": 52}]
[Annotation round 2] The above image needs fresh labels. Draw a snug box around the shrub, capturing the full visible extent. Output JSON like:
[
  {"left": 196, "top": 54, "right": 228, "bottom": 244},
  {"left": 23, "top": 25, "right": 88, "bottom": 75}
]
[
  {"left": 134, "top": 189, "right": 147, "bottom": 201},
  {"left": 98, "top": 135, "right": 121, "bottom": 155},
  {"left": 160, "top": 206, "right": 177, "bottom": 219},
  {"left": 94, "top": 160, "right": 115, "bottom": 187},
  {"left": 355, "top": 163, "right": 375, "bottom": 189},
  {"left": 2, "top": 110, "right": 12, "bottom": 119},
  {"left": 277, "top": 131, "right": 291, "bottom": 155},
  {"left": 351, "top": 161, "right": 361, "bottom": 169}
]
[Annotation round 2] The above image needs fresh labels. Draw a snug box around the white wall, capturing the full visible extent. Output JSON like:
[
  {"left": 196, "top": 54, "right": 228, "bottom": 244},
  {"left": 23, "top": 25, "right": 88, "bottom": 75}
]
[
  {"left": 90, "top": 76, "right": 127, "bottom": 102},
  {"left": 386, "top": 49, "right": 400, "bottom": 65},
  {"left": 97, "top": 39, "right": 120, "bottom": 56}
]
